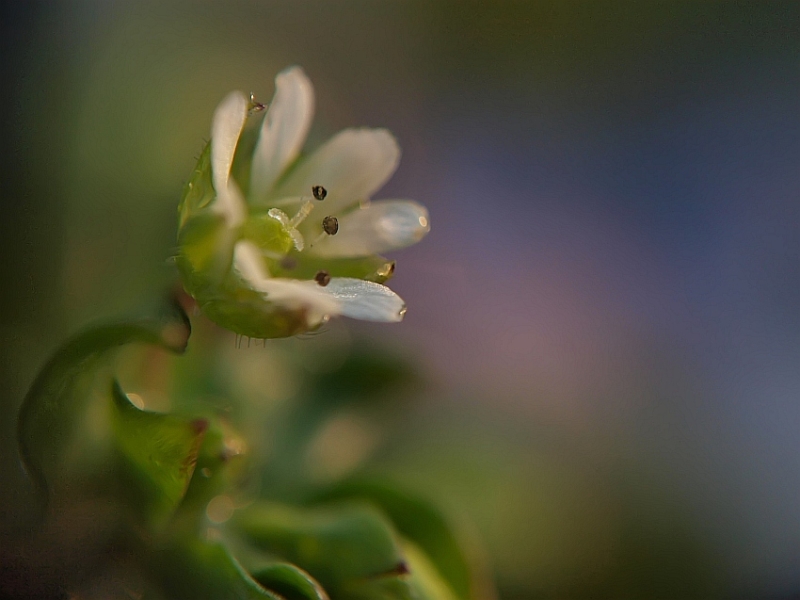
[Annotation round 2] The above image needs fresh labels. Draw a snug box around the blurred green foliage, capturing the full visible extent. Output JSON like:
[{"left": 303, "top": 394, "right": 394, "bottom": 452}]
[
  {"left": 10, "top": 300, "right": 484, "bottom": 600},
  {"left": 16, "top": 299, "right": 191, "bottom": 512}
]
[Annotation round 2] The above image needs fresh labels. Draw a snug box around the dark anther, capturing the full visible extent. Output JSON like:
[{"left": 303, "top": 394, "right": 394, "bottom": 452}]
[
  {"left": 314, "top": 270, "right": 331, "bottom": 286},
  {"left": 322, "top": 215, "right": 339, "bottom": 235},
  {"left": 312, "top": 185, "right": 327, "bottom": 201}
]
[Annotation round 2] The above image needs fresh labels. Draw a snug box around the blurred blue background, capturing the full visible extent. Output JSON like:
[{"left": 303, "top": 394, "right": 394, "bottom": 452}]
[{"left": 1, "top": 2, "right": 798, "bottom": 598}]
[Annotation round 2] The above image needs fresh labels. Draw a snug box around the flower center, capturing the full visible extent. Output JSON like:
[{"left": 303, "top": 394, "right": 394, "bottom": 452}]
[
  {"left": 265, "top": 185, "right": 336, "bottom": 253},
  {"left": 289, "top": 200, "right": 315, "bottom": 228}
]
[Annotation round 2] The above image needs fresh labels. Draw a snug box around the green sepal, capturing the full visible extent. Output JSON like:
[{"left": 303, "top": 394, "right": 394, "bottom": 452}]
[
  {"left": 16, "top": 300, "right": 191, "bottom": 510},
  {"left": 110, "top": 380, "right": 208, "bottom": 529},
  {"left": 198, "top": 288, "right": 315, "bottom": 339},
  {"left": 250, "top": 562, "right": 329, "bottom": 600},
  {"left": 175, "top": 212, "right": 236, "bottom": 300},
  {"left": 234, "top": 502, "right": 411, "bottom": 598},
  {"left": 178, "top": 142, "right": 214, "bottom": 232},
  {"left": 270, "top": 251, "right": 396, "bottom": 284},
  {"left": 176, "top": 199, "right": 318, "bottom": 339},
  {"left": 230, "top": 119, "right": 262, "bottom": 201},
  {"left": 176, "top": 215, "right": 313, "bottom": 339},
  {"left": 147, "top": 535, "right": 282, "bottom": 600}
]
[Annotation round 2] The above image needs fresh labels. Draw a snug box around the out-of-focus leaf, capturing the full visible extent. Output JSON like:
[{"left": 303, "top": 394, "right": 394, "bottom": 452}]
[
  {"left": 339, "top": 573, "right": 414, "bottom": 600},
  {"left": 333, "top": 538, "right": 459, "bottom": 600},
  {"left": 235, "top": 501, "right": 411, "bottom": 599},
  {"left": 177, "top": 419, "right": 249, "bottom": 521},
  {"left": 148, "top": 535, "right": 281, "bottom": 600},
  {"left": 312, "top": 479, "right": 476, "bottom": 600},
  {"left": 250, "top": 562, "right": 329, "bottom": 600},
  {"left": 178, "top": 424, "right": 225, "bottom": 509},
  {"left": 17, "top": 300, "right": 191, "bottom": 509},
  {"left": 110, "top": 381, "right": 208, "bottom": 528},
  {"left": 402, "top": 540, "right": 460, "bottom": 600},
  {"left": 309, "top": 346, "right": 419, "bottom": 407}
]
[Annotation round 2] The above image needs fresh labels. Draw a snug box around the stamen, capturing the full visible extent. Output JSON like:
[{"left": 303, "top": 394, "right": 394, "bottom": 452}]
[
  {"left": 322, "top": 216, "right": 339, "bottom": 235},
  {"left": 288, "top": 229, "right": 304, "bottom": 252},
  {"left": 289, "top": 201, "right": 315, "bottom": 228},
  {"left": 312, "top": 185, "right": 327, "bottom": 201},
  {"left": 309, "top": 215, "right": 340, "bottom": 248},
  {"left": 314, "top": 270, "right": 331, "bottom": 286}
]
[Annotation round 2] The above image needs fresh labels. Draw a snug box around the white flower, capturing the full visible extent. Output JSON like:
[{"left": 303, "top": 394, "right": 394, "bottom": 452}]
[{"left": 177, "top": 67, "right": 429, "bottom": 338}]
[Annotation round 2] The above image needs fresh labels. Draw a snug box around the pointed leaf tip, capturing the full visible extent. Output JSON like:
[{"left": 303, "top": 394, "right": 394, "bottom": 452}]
[{"left": 111, "top": 380, "right": 209, "bottom": 528}]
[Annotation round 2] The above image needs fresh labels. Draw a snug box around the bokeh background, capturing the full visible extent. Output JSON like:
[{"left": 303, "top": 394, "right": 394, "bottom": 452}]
[{"left": 1, "top": 2, "right": 799, "bottom": 598}]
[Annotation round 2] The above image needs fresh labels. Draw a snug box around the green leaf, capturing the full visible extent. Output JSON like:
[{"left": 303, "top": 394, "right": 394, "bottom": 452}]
[
  {"left": 401, "top": 540, "right": 460, "bottom": 600},
  {"left": 311, "top": 480, "right": 475, "bottom": 600},
  {"left": 178, "top": 424, "right": 228, "bottom": 510},
  {"left": 339, "top": 573, "right": 415, "bottom": 600},
  {"left": 148, "top": 535, "right": 281, "bottom": 600},
  {"left": 17, "top": 300, "right": 191, "bottom": 510},
  {"left": 110, "top": 381, "right": 208, "bottom": 528},
  {"left": 309, "top": 346, "right": 419, "bottom": 407},
  {"left": 250, "top": 562, "right": 328, "bottom": 600},
  {"left": 178, "top": 420, "right": 248, "bottom": 518},
  {"left": 235, "top": 501, "right": 411, "bottom": 599}
]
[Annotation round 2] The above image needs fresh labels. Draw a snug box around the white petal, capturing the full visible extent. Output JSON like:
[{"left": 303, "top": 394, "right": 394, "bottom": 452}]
[
  {"left": 310, "top": 200, "right": 430, "bottom": 258},
  {"left": 233, "top": 241, "right": 339, "bottom": 324},
  {"left": 214, "top": 179, "right": 248, "bottom": 229},
  {"left": 233, "top": 240, "right": 272, "bottom": 282},
  {"left": 271, "top": 128, "right": 400, "bottom": 216},
  {"left": 250, "top": 67, "right": 315, "bottom": 199},
  {"left": 211, "top": 91, "right": 248, "bottom": 227},
  {"left": 324, "top": 278, "right": 406, "bottom": 322}
]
